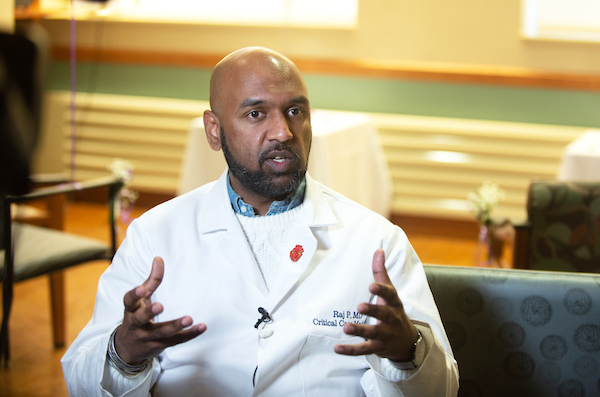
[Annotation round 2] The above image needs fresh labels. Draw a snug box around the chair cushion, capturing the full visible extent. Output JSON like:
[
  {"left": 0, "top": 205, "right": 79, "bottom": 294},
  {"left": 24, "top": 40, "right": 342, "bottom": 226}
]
[
  {"left": 0, "top": 222, "right": 109, "bottom": 282},
  {"left": 425, "top": 264, "right": 600, "bottom": 397}
]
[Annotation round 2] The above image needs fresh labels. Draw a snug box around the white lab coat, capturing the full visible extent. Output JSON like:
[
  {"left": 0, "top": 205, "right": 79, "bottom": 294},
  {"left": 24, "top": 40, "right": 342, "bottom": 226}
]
[{"left": 62, "top": 172, "right": 458, "bottom": 396}]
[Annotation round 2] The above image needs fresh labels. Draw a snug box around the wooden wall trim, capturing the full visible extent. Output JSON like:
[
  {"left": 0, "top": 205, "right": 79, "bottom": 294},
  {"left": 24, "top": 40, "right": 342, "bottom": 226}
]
[{"left": 51, "top": 46, "right": 600, "bottom": 91}]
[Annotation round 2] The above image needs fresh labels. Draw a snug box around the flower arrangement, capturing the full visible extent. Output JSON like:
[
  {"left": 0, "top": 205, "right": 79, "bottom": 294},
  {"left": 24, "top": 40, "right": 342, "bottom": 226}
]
[
  {"left": 466, "top": 181, "right": 506, "bottom": 227},
  {"left": 467, "top": 181, "right": 512, "bottom": 268},
  {"left": 108, "top": 158, "right": 139, "bottom": 224}
]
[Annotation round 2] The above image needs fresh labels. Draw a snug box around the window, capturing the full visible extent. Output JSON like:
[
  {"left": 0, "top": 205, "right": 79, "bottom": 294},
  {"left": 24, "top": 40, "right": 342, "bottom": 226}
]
[
  {"left": 522, "top": 0, "right": 600, "bottom": 42},
  {"left": 58, "top": 0, "right": 359, "bottom": 29}
]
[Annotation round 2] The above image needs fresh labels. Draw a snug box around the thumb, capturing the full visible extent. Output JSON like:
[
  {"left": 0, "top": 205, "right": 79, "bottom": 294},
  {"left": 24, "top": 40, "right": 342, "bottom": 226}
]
[
  {"left": 372, "top": 249, "right": 391, "bottom": 286},
  {"left": 372, "top": 249, "right": 392, "bottom": 308},
  {"left": 142, "top": 256, "right": 165, "bottom": 297}
]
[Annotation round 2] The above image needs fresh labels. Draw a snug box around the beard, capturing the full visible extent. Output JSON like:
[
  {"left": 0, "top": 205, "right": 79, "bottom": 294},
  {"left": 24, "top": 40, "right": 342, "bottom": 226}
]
[{"left": 220, "top": 127, "right": 309, "bottom": 199}]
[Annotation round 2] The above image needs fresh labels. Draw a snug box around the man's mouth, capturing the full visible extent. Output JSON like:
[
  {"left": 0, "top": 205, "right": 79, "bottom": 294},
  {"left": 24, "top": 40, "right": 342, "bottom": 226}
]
[
  {"left": 261, "top": 146, "right": 297, "bottom": 163},
  {"left": 261, "top": 149, "right": 298, "bottom": 173},
  {"left": 264, "top": 154, "right": 291, "bottom": 166}
]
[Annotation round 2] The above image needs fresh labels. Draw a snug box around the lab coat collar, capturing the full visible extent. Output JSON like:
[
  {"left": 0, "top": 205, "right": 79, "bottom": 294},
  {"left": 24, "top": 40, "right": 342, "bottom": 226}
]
[
  {"left": 199, "top": 170, "right": 238, "bottom": 234},
  {"left": 199, "top": 170, "right": 338, "bottom": 234}
]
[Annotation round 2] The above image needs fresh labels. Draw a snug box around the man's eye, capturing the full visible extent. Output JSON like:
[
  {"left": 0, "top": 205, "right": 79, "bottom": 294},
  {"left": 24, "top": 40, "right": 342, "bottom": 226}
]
[
  {"left": 249, "top": 110, "right": 262, "bottom": 119},
  {"left": 288, "top": 108, "right": 302, "bottom": 117}
]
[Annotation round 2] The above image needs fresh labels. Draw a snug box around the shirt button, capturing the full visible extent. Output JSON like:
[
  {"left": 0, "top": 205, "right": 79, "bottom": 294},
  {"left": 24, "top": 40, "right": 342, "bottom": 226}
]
[
  {"left": 241, "top": 206, "right": 247, "bottom": 213},
  {"left": 259, "top": 328, "right": 273, "bottom": 338}
]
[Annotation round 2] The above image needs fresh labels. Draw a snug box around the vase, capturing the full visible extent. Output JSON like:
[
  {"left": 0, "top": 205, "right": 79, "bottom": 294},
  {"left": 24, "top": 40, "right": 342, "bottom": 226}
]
[{"left": 474, "top": 222, "right": 512, "bottom": 268}]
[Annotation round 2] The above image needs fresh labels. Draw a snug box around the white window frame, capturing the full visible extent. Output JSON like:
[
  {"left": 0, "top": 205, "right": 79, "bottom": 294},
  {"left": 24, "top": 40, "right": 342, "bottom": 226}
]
[
  {"left": 522, "top": 0, "right": 600, "bottom": 42},
  {"left": 46, "top": 0, "right": 359, "bottom": 29}
]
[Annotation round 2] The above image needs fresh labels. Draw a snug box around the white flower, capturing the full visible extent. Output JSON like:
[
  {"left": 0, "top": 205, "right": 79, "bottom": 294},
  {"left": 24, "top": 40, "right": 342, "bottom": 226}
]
[
  {"left": 108, "top": 158, "right": 134, "bottom": 186},
  {"left": 107, "top": 158, "right": 138, "bottom": 224},
  {"left": 467, "top": 181, "right": 505, "bottom": 225}
]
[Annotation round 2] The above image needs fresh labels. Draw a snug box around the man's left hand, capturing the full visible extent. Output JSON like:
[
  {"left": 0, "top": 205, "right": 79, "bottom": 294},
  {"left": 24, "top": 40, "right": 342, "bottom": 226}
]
[{"left": 334, "top": 249, "right": 418, "bottom": 362}]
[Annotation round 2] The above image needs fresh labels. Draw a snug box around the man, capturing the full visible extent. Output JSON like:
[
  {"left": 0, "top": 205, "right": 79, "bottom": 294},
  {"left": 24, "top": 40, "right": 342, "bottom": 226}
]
[{"left": 62, "top": 47, "right": 459, "bottom": 396}]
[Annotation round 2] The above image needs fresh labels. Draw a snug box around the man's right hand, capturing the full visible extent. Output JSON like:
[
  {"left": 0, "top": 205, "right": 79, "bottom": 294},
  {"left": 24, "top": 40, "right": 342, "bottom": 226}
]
[{"left": 115, "top": 257, "right": 207, "bottom": 365}]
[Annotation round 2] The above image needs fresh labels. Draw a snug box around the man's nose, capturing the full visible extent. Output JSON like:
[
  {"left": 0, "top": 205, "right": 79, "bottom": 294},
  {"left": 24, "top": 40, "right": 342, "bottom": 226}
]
[{"left": 266, "top": 112, "right": 293, "bottom": 142}]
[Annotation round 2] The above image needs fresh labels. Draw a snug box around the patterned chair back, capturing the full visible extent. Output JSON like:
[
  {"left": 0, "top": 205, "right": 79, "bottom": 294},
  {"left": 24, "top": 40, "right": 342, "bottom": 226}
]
[
  {"left": 526, "top": 181, "right": 600, "bottom": 273},
  {"left": 424, "top": 264, "right": 600, "bottom": 397}
]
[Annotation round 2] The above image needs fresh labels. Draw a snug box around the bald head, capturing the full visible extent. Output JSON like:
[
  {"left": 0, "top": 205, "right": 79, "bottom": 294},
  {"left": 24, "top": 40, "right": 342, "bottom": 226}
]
[{"left": 209, "top": 47, "right": 306, "bottom": 118}]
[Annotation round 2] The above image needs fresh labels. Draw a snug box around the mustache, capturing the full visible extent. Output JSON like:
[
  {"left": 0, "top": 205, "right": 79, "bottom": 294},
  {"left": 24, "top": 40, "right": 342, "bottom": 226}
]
[{"left": 258, "top": 143, "right": 301, "bottom": 166}]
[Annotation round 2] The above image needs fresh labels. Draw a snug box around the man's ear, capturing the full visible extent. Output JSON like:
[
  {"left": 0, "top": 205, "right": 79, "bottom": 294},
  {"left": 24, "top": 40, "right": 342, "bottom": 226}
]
[{"left": 203, "top": 110, "right": 222, "bottom": 151}]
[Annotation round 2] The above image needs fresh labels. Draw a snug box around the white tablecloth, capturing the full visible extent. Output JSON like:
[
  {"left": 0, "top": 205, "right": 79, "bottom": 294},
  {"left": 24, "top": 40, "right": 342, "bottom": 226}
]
[
  {"left": 178, "top": 109, "right": 392, "bottom": 217},
  {"left": 558, "top": 130, "right": 600, "bottom": 182}
]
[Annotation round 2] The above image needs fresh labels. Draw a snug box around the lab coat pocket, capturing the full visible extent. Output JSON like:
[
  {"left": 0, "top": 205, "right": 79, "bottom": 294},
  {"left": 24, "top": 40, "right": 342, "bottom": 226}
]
[{"left": 298, "top": 334, "right": 367, "bottom": 397}]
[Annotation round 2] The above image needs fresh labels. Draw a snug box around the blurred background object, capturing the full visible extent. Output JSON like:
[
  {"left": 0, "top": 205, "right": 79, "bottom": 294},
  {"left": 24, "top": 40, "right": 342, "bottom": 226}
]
[{"left": 0, "top": 22, "right": 48, "bottom": 195}]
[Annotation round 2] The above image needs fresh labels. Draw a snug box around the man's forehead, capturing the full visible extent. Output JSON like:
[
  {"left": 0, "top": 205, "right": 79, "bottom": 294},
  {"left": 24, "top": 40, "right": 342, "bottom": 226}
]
[
  {"left": 231, "top": 69, "right": 308, "bottom": 110},
  {"left": 211, "top": 47, "right": 308, "bottom": 115}
]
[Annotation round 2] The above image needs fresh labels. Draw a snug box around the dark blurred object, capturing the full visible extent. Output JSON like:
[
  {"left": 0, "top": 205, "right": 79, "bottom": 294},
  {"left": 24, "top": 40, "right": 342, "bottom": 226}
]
[
  {"left": 0, "top": 23, "right": 48, "bottom": 196},
  {"left": 1, "top": 23, "right": 51, "bottom": 367},
  {"left": 513, "top": 180, "right": 600, "bottom": 273}
]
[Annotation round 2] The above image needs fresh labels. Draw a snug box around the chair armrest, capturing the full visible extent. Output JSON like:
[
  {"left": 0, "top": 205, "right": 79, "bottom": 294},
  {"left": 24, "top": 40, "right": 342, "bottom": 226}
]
[
  {"left": 4, "top": 175, "right": 125, "bottom": 259},
  {"left": 7, "top": 176, "right": 124, "bottom": 203},
  {"left": 28, "top": 173, "right": 69, "bottom": 186}
]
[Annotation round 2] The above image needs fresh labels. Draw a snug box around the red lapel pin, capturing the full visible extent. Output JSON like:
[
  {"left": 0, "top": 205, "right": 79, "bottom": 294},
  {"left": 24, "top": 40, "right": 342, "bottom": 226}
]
[{"left": 290, "top": 245, "right": 304, "bottom": 262}]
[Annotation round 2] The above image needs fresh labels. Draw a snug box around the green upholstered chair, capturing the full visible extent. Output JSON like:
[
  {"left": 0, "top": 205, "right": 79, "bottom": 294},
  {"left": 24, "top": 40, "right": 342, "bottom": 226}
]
[
  {"left": 513, "top": 181, "right": 600, "bottom": 273},
  {"left": 1, "top": 176, "right": 123, "bottom": 366},
  {"left": 424, "top": 264, "right": 600, "bottom": 397}
]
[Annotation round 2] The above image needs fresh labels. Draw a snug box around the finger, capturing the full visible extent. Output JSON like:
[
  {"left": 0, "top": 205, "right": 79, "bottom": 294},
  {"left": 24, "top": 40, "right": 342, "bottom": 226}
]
[
  {"left": 141, "top": 318, "right": 207, "bottom": 355},
  {"left": 143, "top": 316, "right": 196, "bottom": 340},
  {"left": 357, "top": 301, "right": 401, "bottom": 325},
  {"left": 123, "top": 257, "right": 165, "bottom": 311},
  {"left": 334, "top": 339, "right": 382, "bottom": 357},
  {"left": 142, "top": 257, "right": 165, "bottom": 297},
  {"left": 342, "top": 320, "right": 397, "bottom": 341},
  {"left": 368, "top": 282, "right": 402, "bottom": 308},
  {"left": 342, "top": 321, "right": 371, "bottom": 339},
  {"left": 155, "top": 320, "right": 208, "bottom": 346},
  {"left": 162, "top": 326, "right": 206, "bottom": 347},
  {"left": 123, "top": 285, "right": 145, "bottom": 312},
  {"left": 139, "top": 324, "right": 207, "bottom": 361},
  {"left": 130, "top": 301, "right": 164, "bottom": 327}
]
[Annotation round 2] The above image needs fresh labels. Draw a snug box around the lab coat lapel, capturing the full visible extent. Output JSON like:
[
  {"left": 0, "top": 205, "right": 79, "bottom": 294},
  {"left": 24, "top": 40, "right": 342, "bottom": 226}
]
[
  {"left": 266, "top": 174, "right": 338, "bottom": 314},
  {"left": 200, "top": 171, "right": 269, "bottom": 297}
]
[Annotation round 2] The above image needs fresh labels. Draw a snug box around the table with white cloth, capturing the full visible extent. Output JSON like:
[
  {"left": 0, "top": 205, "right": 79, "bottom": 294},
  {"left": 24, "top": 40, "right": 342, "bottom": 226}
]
[
  {"left": 558, "top": 129, "right": 600, "bottom": 181},
  {"left": 178, "top": 109, "right": 393, "bottom": 217}
]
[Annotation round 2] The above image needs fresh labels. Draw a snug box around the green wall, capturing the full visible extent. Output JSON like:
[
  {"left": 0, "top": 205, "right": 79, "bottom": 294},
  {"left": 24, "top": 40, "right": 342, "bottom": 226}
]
[{"left": 49, "top": 61, "right": 600, "bottom": 128}]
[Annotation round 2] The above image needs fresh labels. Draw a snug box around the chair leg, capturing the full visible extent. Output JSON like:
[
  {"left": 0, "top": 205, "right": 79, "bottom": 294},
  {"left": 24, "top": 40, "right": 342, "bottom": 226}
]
[
  {"left": 513, "top": 226, "right": 531, "bottom": 269},
  {"left": 49, "top": 271, "right": 66, "bottom": 348},
  {"left": 1, "top": 279, "right": 13, "bottom": 367}
]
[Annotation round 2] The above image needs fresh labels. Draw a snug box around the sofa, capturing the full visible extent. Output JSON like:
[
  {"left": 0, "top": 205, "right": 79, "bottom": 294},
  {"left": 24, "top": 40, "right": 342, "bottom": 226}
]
[{"left": 424, "top": 264, "right": 600, "bottom": 397}]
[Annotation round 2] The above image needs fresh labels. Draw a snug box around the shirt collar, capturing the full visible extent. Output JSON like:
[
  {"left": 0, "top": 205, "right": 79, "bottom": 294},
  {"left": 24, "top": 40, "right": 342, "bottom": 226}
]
[{"left": 226, "top": 174, "right": 306, "bottom": 217}]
